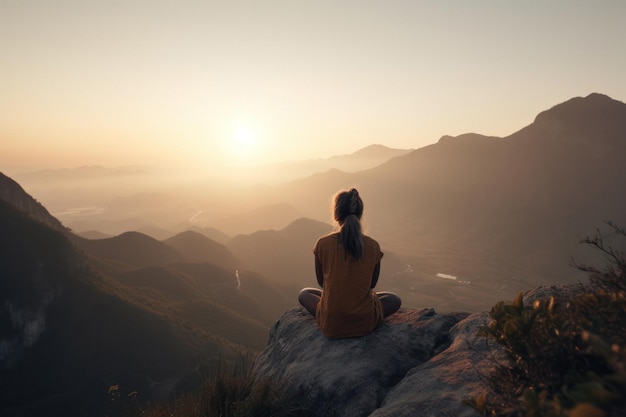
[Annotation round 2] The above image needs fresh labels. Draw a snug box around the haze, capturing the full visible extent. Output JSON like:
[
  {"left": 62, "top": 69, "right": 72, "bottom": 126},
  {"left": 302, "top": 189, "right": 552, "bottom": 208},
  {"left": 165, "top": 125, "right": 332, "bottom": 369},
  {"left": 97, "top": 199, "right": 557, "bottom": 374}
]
[{"left": 2, "top": 1, "right": 626, "bottom": 178}]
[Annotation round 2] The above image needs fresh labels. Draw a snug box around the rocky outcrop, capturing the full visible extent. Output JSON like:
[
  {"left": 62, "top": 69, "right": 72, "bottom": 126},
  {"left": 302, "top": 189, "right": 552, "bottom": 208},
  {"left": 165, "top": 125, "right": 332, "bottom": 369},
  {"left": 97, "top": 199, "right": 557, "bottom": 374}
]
[
  {"left": 252, "top": 307, "right": 505, "bottom": 417},
  {"left": 251, "top": 285, "right": 587, "bottom": 416}
]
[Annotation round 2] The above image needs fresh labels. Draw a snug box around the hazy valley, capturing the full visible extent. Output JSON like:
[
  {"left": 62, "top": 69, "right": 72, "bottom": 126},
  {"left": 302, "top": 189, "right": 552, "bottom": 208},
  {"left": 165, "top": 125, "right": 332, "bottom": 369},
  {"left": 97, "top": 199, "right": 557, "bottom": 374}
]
[
  {"left": 11, "top": 93, "right": 626, "bottom": 309},
  {"left": 2, "top": 93, "right": 626, "bottom": 416}
]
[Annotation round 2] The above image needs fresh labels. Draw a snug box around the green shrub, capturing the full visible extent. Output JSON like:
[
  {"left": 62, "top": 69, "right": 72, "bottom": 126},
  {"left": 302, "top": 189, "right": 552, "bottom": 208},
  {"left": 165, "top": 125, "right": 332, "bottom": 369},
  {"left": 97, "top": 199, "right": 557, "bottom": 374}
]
[{"left": 467, "top": 222, "right": 626, "bottom": 417}]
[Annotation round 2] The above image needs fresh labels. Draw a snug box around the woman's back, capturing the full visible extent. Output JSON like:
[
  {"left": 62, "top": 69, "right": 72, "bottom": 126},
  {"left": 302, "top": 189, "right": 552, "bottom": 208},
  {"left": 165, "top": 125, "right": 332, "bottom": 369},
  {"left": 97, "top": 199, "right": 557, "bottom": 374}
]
[
  {"left": 298, "top": 188, "right": 401, "bottom": 338},
  {"left": 314, "top": 233, "right": 383, "bottom": 338}
]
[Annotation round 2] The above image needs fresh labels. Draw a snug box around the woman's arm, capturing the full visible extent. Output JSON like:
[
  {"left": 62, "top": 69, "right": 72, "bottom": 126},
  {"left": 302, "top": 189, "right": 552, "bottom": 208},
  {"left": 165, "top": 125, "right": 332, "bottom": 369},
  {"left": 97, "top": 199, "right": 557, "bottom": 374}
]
[
  {"left": 315, "top": 256, "right": 324, "bottom": 287},
  {"left": 371, "top": 261, "right": 381, "bottom": 288}
]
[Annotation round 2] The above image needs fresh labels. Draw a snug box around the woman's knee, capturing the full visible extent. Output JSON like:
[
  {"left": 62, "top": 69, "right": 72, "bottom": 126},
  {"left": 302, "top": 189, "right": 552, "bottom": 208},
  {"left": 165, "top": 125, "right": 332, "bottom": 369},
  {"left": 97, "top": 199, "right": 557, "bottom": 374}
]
[
  {"left": 298, "top": 288, "right": 321, "bottom": 316},
  {"left": 379, "top": 292, "right": 401, "bottom": 317},
  {"left": 299, "top": 287, "right": 321, "bottom": 296}
]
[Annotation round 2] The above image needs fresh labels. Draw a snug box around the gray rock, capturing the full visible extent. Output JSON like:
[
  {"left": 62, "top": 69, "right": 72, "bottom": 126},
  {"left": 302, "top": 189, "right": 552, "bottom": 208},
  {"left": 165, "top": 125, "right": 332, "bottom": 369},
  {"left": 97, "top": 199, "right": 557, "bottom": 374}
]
[
  {"left": 370, "top": 312, "right": 500, "bottom": 417},
  {"left": 252, "top": 307, "right": 501, "bottom": 417},
  {"left": 251, "top": 285, "right": 593, "bottom": 416}
]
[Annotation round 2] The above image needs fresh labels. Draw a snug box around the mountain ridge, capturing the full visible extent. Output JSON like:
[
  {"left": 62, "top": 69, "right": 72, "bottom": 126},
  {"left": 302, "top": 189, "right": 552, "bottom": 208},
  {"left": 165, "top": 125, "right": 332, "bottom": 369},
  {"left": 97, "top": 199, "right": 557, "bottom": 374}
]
[
  {"left": 2, "top": 92, "right": 625, "bottom": 414},
  {"left": 259, "top": 92, "right": 626, "bottom": 310},
  {"left": 0, "top": 173, "right": 294, "bottom": 416},
  {"left": 0, "top": 198, "right": 198, "bottom": 416},
  {"left": 71, "top": 231, "right": 186, "bottom": 267},
  {"left": 0, "top": 172, "right": 66, "bottom": 232},
  {"left": 163, "top": 230, "right": 240, "bottom": 269}
]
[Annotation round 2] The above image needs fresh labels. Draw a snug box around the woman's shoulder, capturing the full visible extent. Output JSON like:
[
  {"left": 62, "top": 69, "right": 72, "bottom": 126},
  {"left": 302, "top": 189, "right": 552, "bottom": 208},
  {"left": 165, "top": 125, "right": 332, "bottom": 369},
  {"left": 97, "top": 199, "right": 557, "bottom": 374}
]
[
  {"left": 363, "top": 235, "right": 383, "bottom": 253},
  {"left": 317, "top": 232, "right": 339, "bottom": 241},
  {"left": 314, "top": 232, "right": 339, "bottom": 247}
]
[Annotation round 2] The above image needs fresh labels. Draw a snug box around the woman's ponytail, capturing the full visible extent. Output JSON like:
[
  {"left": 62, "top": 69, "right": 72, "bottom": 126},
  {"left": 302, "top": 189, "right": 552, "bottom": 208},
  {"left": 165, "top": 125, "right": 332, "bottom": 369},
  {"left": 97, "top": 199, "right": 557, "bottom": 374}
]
[{"left": 333, "top": 188, "right": 365, "bottom": 260}]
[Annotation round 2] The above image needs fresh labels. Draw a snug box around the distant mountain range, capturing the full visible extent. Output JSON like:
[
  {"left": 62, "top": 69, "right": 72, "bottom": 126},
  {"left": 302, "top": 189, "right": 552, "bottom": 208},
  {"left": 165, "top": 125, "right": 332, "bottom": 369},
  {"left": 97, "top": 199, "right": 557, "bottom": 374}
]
[
  {"left": 8, "top": 144, "right": 411, "bottom": 237},
  {"left": 14, "top": 165, "right": 151, "bottom": 182},
  {"left": 2, "top": 92, "right": 626, "bottom": 414},
  {"left": 248, "top": 144, "right": 414, "bottom": 184},
  {"left": 262, "top": 93, "right": 626, "bottom": 307},
  {"left": 227, "top": 217, "right": 409, "bottom": 293},
  {"left": 0, "top": 198, "right": 196, "bottom": 416},
  {"left": 0, "top": 175, "right": 293, "bottom": 416}
]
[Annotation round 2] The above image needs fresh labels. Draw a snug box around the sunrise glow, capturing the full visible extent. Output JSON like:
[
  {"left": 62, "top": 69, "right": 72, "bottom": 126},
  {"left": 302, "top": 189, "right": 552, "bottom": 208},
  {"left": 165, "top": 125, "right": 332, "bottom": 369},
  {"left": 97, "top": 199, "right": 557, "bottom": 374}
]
[
  {"left": 232, "top": 127, "right": 259, "bottom": 158},
  {"left": 1, "top": 1, "right": 625, "bottom": 176}
]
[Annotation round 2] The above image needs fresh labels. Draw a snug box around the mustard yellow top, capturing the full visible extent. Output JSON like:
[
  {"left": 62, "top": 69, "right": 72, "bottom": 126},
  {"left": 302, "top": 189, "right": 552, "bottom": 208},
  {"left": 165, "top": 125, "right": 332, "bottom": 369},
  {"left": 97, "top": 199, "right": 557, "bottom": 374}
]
[{"left": 313, "top": 233, "right": 384, "bottom": 338}]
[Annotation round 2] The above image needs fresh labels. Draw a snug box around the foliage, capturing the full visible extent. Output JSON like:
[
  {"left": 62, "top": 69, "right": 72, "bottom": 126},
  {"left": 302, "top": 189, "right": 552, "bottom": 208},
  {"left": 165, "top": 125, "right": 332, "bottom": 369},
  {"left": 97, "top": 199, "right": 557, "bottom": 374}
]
[
  {"left": 136, "top": 354, "right": 313, "bottom": 417},
  {"left": 575, "top": 222, "right": 626, "bottom": 293},
  {"left": 467, "top": 222, "right": 626, "bottom": 417}
]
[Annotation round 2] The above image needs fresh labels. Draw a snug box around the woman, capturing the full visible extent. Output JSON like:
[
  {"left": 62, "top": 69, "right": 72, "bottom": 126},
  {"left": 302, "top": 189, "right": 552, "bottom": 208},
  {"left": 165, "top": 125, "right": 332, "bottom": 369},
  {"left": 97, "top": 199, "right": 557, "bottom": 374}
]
[{"left": 299, "top": 188, "right": 401, "bottom": 338}]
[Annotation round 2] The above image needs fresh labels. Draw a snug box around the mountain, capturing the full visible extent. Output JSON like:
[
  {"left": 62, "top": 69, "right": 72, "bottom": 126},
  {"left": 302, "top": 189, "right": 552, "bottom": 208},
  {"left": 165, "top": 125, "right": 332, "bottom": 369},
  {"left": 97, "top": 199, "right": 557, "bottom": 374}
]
[
  {"left": 0, "top": 174, "right": 293, "bottom": 416},
  {"left": 76, "top": 229, "right": 112, "bottom": 239},
  {"left": 185, "top": 225, "right": 231, "bottom": 245},
  {"left": 318, "top": 144, "right": 414, "bottom": 171},
  {"left": 212, "top": 201, "right": 303, "bottom": 236},
  {"left": 74, "top": 231, "right": 291, "bottom": 346},
  {"left": 8, "top": 166, "right": 159, "bottom": 234},
  {"left": 259, "top": 93, "right": 626, "bottom": 310},
  {"left": 228, "top": 218, "right": 334, "bottom": 290},
  {"left": 246, "top": 144, "right": 414, "bottom": 185},
  {"left": 528, "top": 92, "right": 626, "bottom": 147},
  {"left": 6, "top": 93, "right": 624, "bottom": 315},
  {"left": 71, "top": 231, "right": 185, "bottom": 267},
  {"left": 69, "top": 225, "right": 291, "bottom": 329},
  {"left": 163, "top": 230, "right": 240, "bottom": 270},
  {"left": 362, "top": 93, "right": 626, "bottom": 254},
  {"left": 0, "top": 172, "right": 66, "bottom": 232},
  {"left": 110, "top": 262, "right": 285, "bottom": 346},
  {"left": 0, "top": 199, "right": 198, "bottom": 416},
  {"left": 227, "top": 217, "right": 409, "bottom": 295},
  {"left": 10, "top": 145, "right": 411, "bottom": 238}
]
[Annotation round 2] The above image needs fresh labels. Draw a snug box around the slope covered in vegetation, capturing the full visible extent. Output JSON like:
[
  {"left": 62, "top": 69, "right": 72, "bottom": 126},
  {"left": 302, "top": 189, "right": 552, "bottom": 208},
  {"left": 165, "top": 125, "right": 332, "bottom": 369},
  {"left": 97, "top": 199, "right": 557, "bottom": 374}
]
[{"left": 469, "top": 222, "right": 626, "bottom": 417}]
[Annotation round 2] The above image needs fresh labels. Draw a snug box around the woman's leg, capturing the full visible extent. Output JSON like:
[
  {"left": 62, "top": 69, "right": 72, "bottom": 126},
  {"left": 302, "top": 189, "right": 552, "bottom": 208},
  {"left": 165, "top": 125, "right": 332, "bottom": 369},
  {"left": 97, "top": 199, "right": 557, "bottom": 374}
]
[
  {"left": 377, "top": 292, "right": 401, "bottom": 317},
  {"left": 298, "top": 288, "right": 322, "bottom": 316}
]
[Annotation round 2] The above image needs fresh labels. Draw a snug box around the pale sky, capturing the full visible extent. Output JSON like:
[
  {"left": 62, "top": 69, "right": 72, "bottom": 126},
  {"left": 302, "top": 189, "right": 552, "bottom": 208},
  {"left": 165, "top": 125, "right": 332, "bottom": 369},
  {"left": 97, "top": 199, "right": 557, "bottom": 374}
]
[{"left": 2, "top": 0, "right": 625, "bottom": 176}]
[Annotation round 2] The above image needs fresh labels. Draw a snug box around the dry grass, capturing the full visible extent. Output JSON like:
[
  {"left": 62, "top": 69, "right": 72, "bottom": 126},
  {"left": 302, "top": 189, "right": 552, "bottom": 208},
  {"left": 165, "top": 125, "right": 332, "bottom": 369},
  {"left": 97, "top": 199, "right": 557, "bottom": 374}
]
[{"left": 134, "top": 354, "right": 314, "bottom": 417}]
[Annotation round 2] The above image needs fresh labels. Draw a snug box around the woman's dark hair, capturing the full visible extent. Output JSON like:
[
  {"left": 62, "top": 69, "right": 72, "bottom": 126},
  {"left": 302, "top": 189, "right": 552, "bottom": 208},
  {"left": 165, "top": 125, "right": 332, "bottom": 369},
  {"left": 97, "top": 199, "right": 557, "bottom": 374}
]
[{"left": 333, "top": 188, "right": 364, "bottom": 260}]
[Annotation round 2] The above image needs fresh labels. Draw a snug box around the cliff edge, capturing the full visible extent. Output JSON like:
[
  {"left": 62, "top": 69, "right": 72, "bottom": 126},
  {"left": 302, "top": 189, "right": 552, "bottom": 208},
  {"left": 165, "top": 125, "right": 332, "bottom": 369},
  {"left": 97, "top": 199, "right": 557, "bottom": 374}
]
[
  {"left": 252, "top": 306, "right": 493, "bottom": 417},
  {"left": 251, "top": 285, "right": 582, "bottom": 417}
]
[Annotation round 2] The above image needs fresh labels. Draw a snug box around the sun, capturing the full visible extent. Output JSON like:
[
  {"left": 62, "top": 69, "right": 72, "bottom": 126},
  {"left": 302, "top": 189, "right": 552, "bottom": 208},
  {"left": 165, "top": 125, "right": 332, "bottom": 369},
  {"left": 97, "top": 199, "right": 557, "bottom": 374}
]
[
  {"left": 235, "top": 127, "right": 255, "bottom": 149},
  {"left": 213, "top": 119, "right": 268, "bottom": 169},
  {"left": 228, "top": 127, "right": 260, "bottom": 159}
]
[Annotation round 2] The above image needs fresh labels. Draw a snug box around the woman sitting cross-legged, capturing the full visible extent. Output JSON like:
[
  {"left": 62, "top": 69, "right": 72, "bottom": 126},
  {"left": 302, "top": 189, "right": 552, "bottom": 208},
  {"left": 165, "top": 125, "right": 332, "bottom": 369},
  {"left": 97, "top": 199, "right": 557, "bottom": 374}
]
[{"left": 299, "top": 188, "right": 401, "bottom": 339}]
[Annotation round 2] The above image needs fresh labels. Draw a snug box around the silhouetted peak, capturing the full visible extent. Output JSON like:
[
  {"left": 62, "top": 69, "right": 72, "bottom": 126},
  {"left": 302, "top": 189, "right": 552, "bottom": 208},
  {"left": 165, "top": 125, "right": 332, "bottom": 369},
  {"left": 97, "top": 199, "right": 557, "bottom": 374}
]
[
  {"left": 585, "top": 92, "right": 615, "bottom": 101},
  {"left": 167, "top": 230, "right": 207, "bottom": 241},
  {"left": 163, "top": 229, "right": 239, "bottom": 268},
  {"left": 437, "top": 133, "right": 500, "bottom": 145},
  {"left": 282, "top": 217, "right": 332, "bottom": 235},
  {"left": 163, "top": 229, "right": 227, "bottom": 249},
  {"left": 535, "top": 93, "right": 623, "bottom": 121},
  {"left": 115, "top": 231, "right": 157, "bottom": 242},
  {"left": 351, "top": 144, "right": 410, "bottom": 158},
  {"left": 530, "top": 93, "right": 626, "bottom": 145}
]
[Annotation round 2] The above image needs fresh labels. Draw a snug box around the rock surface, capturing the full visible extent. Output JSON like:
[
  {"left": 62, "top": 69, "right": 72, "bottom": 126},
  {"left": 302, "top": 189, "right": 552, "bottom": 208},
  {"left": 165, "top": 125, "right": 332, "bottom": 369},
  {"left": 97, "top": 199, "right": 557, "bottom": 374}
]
[{"left": 252, "top": 306, "right": 505, "bottom": 417}]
